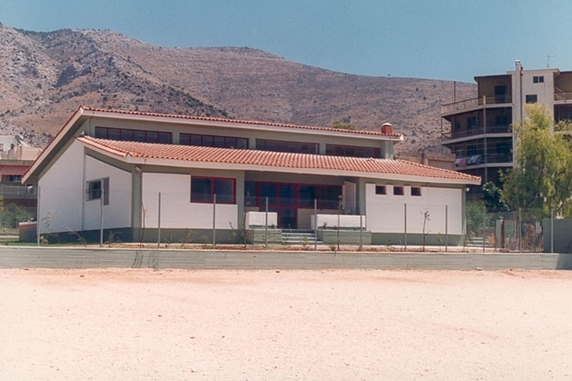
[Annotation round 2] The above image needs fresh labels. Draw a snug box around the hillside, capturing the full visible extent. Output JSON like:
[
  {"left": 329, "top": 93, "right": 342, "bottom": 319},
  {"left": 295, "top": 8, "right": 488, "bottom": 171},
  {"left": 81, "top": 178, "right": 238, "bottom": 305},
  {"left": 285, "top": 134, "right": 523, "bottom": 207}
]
[{"left": 0, "top": 24, "right": 476, "bottom": 152}]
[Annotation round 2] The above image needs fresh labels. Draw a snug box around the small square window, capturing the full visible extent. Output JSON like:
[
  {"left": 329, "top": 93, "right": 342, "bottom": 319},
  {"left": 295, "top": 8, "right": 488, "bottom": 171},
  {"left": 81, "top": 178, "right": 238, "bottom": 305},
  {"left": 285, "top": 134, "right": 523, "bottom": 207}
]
[
  {"left": 526, "top": 94, "right": 538, "bottom": 104},
  {"left": 86, "top": 178, "right": 109, "bottom": 205},
  {"left": 393, "top": 186, "right": 404, "bottom": 196},
  {"left": 533, "top": 76, "right": 544, "bottom": 83},
  {"left": 375, "top": 185, "right": 386, "bottom": 195},
  {"left": 411, "top": 187, "right": 422, "bottom": 196}
]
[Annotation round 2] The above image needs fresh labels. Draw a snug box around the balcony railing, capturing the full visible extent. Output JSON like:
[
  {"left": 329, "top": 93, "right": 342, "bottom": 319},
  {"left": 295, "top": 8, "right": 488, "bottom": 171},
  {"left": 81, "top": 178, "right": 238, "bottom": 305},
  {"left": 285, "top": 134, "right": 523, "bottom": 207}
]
[
  {"left": 0, "top": 184, "right": 36, "bottom": 198},
  {"left": 455, "top": 153, "right": 512, "bottom": 168},
  {"left": 442, "top": 125, "right": 512, "bottom": 140},
  {"left": 554, "top": 92, "right": 572, "bottom": 101},
  {"left": 441, "top": 95, "right": 512, "bottom": 115}
]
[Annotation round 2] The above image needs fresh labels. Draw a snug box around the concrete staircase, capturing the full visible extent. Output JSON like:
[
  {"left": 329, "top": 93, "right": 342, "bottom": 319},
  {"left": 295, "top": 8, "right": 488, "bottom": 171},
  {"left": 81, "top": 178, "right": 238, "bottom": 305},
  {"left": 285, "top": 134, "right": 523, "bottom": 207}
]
[
  {"left": 281, "top": 230, "right": 321, "bottom": 245},
  {"left": 465, "top": 236, "right": 492, "bottom": 248}
]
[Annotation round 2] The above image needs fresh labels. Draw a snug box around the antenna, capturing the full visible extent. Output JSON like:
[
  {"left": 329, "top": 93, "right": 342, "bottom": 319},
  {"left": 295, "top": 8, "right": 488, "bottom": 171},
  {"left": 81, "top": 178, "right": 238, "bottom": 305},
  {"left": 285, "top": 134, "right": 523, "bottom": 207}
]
[{"left": 547, "top": 55, "right": 556, "bottom": 68}]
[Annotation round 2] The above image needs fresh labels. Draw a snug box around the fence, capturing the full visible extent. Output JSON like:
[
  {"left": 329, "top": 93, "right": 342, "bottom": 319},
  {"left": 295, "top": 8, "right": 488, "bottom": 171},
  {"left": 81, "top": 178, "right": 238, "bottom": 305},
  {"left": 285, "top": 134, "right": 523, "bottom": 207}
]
[
  {"left": 27, "top": 190, "right": 471, "bottom": 251},
  {"left": 466, "top": 206, "right": 555, "bottom": 253}
]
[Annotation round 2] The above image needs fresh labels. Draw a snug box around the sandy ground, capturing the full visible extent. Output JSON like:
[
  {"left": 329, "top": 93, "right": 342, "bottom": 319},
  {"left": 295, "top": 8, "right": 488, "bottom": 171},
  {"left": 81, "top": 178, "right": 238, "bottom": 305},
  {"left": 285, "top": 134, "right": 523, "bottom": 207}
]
[{"left": 1, "top": 269, "right": 572, "bottom": 381}]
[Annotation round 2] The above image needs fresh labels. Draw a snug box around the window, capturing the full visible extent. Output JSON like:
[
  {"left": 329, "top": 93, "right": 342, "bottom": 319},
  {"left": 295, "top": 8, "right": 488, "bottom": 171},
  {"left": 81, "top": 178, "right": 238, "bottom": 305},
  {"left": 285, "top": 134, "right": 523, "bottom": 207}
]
[
  {"left": 526, "top": 94, "right": 538, "bottom": 104},
  {"left": 191, "top": 177, "right": 235, "bottom": 204},
  {"left": 181, "top": 133, "right": 248, "bottom": 149},
  {"left": 320, "top": 186, "right": 342, "bottom": 209},
  {"left": 411, "top": 187, "right": 422, "bottom": 196},
  {"left": 375, "top": 185, "right": 386, "bottom": 195},
  {"left": 95, "top": 127, "right": 172, "bottom": 144},
  {"left": 467, "top": 116, "right": 477, "bottom": 129},
  {"left": 86, "top": 178, "right": 109, "bottom": 205},
  {"left": 533, "top": 76, "right": 544, "bottom": 84},
  {"left": 298, "top": 185, "right": 319, "bottom": 207},
  {"left": 325, "top": 144, "right": 380, "bottom": 158},
  {"left": 256, "top": 139, "right": 318, "bottom": 154},
  {"left": 393, "top": 186, "right": 404, "bottom": 196},
  {"left": 8, "top": 175, "right": 21, "bottom": 183}
]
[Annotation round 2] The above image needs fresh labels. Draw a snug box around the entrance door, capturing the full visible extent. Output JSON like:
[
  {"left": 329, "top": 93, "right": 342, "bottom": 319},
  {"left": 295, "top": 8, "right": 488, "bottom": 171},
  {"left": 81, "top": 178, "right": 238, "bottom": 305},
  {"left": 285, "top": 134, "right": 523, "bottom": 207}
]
[{"left": 258, "top": 183, "right": 297, "bottom": 228}]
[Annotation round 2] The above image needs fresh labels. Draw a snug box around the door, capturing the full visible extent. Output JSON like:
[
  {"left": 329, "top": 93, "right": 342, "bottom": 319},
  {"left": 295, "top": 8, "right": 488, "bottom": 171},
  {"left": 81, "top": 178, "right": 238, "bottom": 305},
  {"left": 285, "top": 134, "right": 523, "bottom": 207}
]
[{"left": 258, "top": 183, "right": 297, "bottom": 229}]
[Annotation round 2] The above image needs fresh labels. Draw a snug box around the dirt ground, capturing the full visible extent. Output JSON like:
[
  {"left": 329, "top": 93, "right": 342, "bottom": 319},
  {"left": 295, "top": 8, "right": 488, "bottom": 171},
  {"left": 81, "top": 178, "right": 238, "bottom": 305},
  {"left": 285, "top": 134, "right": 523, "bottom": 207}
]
[{"left": 1, "top": 269, "right": 571, "bottom": 381}]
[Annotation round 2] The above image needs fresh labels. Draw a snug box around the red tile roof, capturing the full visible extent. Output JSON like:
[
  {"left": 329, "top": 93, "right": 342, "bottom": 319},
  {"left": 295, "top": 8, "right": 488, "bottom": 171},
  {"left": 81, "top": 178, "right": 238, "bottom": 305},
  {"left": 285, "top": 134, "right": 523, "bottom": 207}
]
[
  {"left": 79, "top": 106, "right": 403, "bottom": 138},
  {"left": 78, "top": 136, "right": 480, "bottom": 183}
]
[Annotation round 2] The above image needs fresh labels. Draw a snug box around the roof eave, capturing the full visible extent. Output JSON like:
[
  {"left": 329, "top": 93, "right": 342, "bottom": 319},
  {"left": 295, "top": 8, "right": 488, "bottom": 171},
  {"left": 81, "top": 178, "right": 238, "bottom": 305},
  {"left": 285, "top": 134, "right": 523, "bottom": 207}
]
[{"left": 23, "top": 107, "right": 88, "bottom": 183}]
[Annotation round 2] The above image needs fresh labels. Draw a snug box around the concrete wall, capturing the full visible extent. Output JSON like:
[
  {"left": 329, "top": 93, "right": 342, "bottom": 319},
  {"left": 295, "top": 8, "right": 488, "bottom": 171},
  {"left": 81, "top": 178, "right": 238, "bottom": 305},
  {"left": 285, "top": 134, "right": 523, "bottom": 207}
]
[
  {"left": 141, "top": 172, "right": 238, "bottom": 230},
  {"left": 1, "top": 247, "right": 571, "bottom": 270},
  {"left": 83, "top": 155, "right": 132, "bottom": 231},
  {"left": 543, "top": 219, "right": 572, "bottom": 253},
  {"left": 365, "top": 183, "right": 463, "bottom": 235},
  {"left": 38, "top": 141, "right": 85, "bottom": 234}
]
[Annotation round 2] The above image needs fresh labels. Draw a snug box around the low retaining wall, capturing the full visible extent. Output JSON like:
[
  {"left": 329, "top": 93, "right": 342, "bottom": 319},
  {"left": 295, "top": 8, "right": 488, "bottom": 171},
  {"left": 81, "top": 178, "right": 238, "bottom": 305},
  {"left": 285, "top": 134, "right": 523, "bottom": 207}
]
[{"left": 1, "top": 247, "right": 571, "bottom": 270}]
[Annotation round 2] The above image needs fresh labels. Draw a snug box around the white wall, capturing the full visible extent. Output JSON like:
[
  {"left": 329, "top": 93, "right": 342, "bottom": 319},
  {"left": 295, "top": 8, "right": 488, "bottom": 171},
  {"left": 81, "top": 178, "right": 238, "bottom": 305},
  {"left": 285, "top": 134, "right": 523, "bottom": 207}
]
[
  {"left": 365, "top": 183, "right": 463, "bottom": 235},
  {"left": 38, "top": 141, "right": 85, "bottom": 234},
  {"left": 142, "top": 173, "right": 238, "bottom": 230},
  {"left": 83, "top": 156, "right": 132, "bottom": 231}
]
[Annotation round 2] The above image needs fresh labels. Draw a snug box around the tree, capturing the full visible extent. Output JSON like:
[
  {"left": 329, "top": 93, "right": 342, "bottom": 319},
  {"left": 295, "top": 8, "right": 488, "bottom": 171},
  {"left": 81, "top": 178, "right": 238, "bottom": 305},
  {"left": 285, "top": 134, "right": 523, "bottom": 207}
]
[
  {"left": 0, "top": 203, "right": 32, "bottom": 229},
  {"left": 501, "top": 104, "right": 572, "bottom": 218},
  {"left": 482, "top": 181, "right": 509, "bottom": 213},
  {"left": 332, "top": 120, "right": 355, "bottom": 130}
]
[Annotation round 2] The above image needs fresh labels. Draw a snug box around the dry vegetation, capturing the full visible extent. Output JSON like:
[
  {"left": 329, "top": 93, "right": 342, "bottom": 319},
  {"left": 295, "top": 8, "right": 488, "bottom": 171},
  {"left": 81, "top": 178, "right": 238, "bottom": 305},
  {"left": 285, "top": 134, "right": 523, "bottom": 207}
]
[{"left": 0, "top": 24, "right": 476, "bottom": 152}]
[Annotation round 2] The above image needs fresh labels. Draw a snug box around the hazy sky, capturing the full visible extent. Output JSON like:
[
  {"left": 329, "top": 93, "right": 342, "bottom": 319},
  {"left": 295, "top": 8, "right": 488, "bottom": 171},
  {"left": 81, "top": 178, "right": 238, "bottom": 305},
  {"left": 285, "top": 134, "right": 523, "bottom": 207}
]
[{"left": 1, "top": 0, "right": 571, "bottom": 82}]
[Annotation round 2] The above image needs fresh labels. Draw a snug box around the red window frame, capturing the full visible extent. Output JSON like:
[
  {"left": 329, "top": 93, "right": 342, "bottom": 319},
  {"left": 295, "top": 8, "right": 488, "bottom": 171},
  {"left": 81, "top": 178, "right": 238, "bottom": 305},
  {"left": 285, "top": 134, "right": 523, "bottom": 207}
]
[{"left": 191, "top": 176, "right": 236, "bottom": 204}]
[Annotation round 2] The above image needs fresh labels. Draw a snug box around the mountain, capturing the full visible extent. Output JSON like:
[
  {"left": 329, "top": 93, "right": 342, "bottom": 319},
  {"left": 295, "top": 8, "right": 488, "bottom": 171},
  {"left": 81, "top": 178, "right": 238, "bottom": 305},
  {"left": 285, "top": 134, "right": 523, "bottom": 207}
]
[{"left": 0, "top": 23, "right": 476, "bottom": 152}]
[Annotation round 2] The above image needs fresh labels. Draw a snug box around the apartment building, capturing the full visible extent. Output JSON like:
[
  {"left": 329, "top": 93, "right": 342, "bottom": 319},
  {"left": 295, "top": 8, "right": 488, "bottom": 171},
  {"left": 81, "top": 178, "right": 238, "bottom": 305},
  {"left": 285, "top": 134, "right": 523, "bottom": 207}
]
[{"left": 441, "top": 61, "right": 572, "bottom": 195}]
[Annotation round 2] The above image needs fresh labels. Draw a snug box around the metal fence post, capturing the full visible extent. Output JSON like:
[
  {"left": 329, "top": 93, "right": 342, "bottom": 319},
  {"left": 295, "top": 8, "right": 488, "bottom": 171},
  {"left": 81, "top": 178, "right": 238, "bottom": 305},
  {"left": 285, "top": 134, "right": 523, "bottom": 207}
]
[
  {"left": 100, "top": 184, "right": 104, "bottom": 247},
  {"left": 445, "top": 205, "right": 448, "bottom": 252},
  {"left": 37, "top": 186, "right": 41, "bottom": 246},
  {"left": 404, "top": 203, "right": 407, "bottom": 251},
  {"left": 551, "top": 209, "right": 554, "bottom": 254},
  {"left": 482, "top": 204, "right": 486, "bottom": 253},
  {"left": 518, "top": 208, "right": 522, "bottom": 252},
  {"left": 212, "top": 193, "right": 216, "bottom": 249},
  {"left": 265, "top": 197, "right": 268, "bottom": 250},
  {"left": 157, "top": 192, "right": 161, "bottom": 249},
  {"left": 314, "top": 198, "right": 317, "bottom": 251},
  {"left": 359, "top": 210, "right": 363, "bottom": 252}
]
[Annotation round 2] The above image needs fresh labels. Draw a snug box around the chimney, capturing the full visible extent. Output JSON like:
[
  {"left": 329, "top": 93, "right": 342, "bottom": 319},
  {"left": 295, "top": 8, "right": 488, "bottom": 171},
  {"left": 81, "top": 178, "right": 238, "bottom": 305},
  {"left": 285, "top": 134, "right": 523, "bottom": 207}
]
[{"left": 381, "top": 123, "right": 393, "bottom": 134}]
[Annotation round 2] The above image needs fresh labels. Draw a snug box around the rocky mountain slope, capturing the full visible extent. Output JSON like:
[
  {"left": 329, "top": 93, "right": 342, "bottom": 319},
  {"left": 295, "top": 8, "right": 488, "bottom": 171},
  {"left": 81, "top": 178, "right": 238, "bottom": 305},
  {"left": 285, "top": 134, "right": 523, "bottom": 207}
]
[{"left": 0, "top": 23, "right": 476, "bottom": 152}]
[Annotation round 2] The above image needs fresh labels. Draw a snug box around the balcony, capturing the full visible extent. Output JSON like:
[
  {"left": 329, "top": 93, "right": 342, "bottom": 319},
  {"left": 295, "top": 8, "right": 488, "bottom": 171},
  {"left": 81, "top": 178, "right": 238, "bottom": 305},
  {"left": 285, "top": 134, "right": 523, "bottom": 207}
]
[
  {"left": 441, "top": 95, "right": 512, "bottom": 116},
  {"left": 554, "top": 92, "right": 572, "bottom": 104},
  {"left": 454, "top": 152, "right": 513, "bottom": 169},
  {"left": 442, "top": 124, "right": 512, "bottom": 142}
]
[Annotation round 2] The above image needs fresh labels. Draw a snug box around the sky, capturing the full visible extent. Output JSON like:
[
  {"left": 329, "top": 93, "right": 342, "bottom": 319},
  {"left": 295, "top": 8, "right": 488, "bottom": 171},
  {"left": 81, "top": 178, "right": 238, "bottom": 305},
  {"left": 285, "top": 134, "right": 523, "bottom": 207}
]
[{"left": 1, "top": 0, "right": 571, "bottom": 82}]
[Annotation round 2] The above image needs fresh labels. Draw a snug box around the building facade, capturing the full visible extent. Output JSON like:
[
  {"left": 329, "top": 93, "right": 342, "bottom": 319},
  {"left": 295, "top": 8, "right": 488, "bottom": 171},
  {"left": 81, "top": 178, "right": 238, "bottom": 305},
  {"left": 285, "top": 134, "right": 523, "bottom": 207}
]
[
  {"left": 441, "top": 62, "right": 572, "bottom": 195},
  {"left": 0, "top": 136, "right": 41, "bottom": 218},
  {"left": 24, "top": 106, "right": 479, "bottom": 245}
]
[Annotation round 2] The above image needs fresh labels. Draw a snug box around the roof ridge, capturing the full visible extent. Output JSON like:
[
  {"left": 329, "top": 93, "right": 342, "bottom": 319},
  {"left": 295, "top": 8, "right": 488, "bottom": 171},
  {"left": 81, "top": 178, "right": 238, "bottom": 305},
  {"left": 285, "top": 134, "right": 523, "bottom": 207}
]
[{"left": 79, "top": 106, "right": 403, "bottom": 138}]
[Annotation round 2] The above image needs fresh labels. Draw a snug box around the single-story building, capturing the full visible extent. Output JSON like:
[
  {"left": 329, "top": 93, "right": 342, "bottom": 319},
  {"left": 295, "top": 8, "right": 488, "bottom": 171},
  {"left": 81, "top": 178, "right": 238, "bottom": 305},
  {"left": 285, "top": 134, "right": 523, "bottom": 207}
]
[{"left": 23, "top": 106, "right": 480, "bottom": 245}]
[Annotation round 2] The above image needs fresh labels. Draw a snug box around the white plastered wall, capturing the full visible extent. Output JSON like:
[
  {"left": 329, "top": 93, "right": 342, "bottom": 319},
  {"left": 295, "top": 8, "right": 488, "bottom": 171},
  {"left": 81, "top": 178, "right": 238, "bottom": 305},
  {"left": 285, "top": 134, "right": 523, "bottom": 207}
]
[
  {"left": 37, "top": 141, "right": 84, "bottom": 234},
  {"left": 365, "top": 183, "right": 463, "bottom": 235},
  {"left": 141, "top": 173, "right": 238, "bottom": 229},
  {"left": 82, "top": 156, "right": 132, "bottom": 231}
]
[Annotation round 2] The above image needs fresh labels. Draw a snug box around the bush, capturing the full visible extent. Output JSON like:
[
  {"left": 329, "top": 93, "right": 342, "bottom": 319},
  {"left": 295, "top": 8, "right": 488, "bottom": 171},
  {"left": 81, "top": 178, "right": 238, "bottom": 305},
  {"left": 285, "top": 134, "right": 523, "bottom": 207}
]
[{"left": 0, "top": 203, "right": 33, "bottom": 229}]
